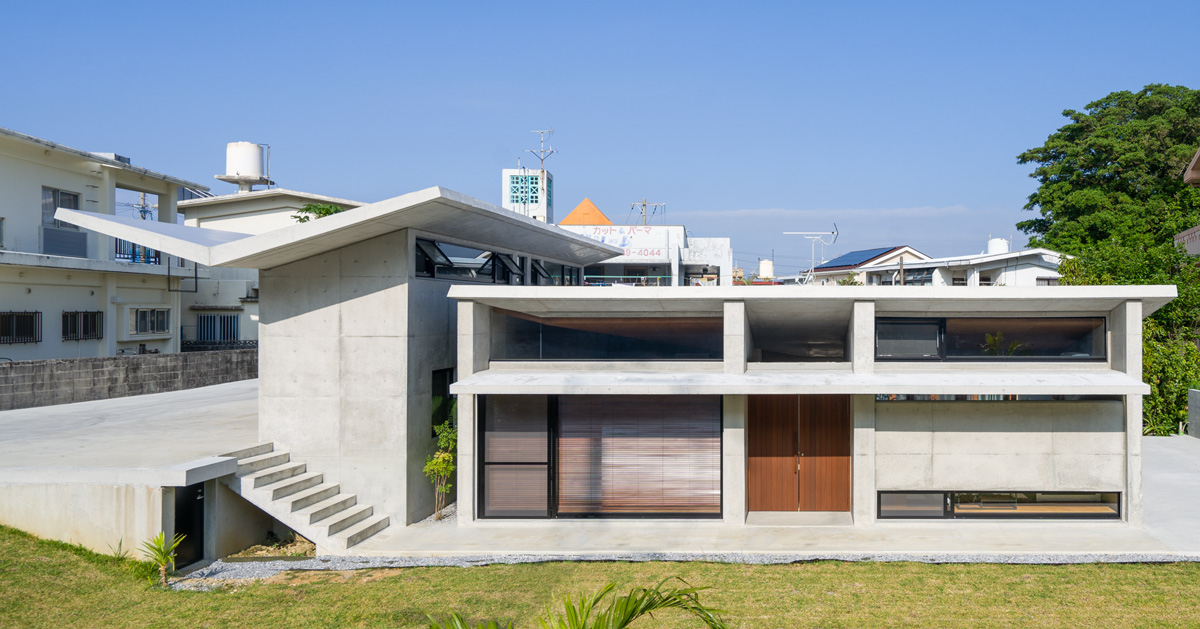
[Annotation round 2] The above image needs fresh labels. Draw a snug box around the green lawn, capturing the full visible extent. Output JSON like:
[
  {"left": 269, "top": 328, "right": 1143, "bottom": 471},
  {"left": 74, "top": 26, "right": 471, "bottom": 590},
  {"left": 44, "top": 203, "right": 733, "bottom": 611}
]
[{"left": 3, "top": 524, "right": 1200, "bottom": 628}]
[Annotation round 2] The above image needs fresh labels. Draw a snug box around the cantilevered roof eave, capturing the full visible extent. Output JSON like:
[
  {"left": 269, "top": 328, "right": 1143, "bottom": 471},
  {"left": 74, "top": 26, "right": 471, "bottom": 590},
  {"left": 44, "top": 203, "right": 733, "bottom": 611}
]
[
  {"left": 56, "top": 186, "right": 622, "bottom": 271},
  {"left": 452, "top": 368, "right": 1151, "bottom": 396}
]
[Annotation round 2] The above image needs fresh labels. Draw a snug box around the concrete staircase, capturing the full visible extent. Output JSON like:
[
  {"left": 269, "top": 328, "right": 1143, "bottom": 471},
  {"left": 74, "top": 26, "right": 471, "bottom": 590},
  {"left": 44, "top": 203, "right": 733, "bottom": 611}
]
[{"left": 219, "top": 443, "right": 390, "bottom": 552}]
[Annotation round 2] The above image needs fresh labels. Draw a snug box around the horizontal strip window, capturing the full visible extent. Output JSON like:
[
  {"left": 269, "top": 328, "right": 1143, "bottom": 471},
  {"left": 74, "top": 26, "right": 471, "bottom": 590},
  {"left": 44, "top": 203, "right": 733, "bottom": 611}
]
[
  {"left": 491, "top": 309, "right": 723, "bottom": 361},
  {"left": 415, "top": 238, "right": 528, "bottom": 285},
  {"left": 875, "top": 317, "right": 1106, "bottom": 361},
  {"left": 0, "top": 312, "right": 41, "bottom": 344},
  {"left": 531, "top": 259, "right": 581, "bottom": 286},
  {"left": 876, "top": 394, "right": 1123, "bottom": 402},
  {"left": 878, "top": 491, "right": 1120, "bottom": 520},
  {"left": 62, "top": 311, "right": 103, "bottom": 341}
]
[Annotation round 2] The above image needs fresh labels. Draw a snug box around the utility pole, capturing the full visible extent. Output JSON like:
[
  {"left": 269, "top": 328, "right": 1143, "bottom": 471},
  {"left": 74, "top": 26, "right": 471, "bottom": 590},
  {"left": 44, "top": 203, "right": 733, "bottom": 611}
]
[{"left": 630, "top": 198, "right": 667, "bottom": 225}]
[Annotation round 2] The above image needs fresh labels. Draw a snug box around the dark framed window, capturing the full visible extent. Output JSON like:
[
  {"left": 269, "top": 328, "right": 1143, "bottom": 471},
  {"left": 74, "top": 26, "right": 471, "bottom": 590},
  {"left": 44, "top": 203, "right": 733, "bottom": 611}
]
[
  {"left": 876, "top": 317, "right": 1106, "bottom": 361},
  {"left": 41, "top": 187, "right": 80, "bottom": 229},
  {"left": 478, "top": 395, "right": 723, "bottom": 520},
  {"left": 131, "top": 308, "right": 170, "bottom": 335},
  {"left": 0, "top": 312, "right": 41, "bottom": 344},
  {"left": 62, "top": 311, "right": 103, "bottom": 341},
  {"left": 197, "top": 314, "right": 239, "bottom": 341},
  {"left": 432, "top": 368, "right": 454, "bottom": 437},
  {"left": 878, "top": 491, "right": 1120, "bottom": 519},
  {"left": 415, "top": 237, "right": 525, "bottom": 284},
  {"left": 490, "top": 309, "right": 724, "bottom": 360}
]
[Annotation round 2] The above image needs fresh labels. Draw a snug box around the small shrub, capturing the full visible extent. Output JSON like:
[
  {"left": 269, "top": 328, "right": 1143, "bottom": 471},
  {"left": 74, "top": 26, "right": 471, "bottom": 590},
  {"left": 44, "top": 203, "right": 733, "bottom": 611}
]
[{"left": 140, "top": 532, "right": 185, "bottom": 587}]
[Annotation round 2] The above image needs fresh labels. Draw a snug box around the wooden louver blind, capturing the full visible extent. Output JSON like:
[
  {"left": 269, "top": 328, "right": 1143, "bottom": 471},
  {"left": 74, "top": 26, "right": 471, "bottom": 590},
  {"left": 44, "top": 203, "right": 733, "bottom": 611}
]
[{"left": 557, "top": 395, "right": 721, "bottom": 515}]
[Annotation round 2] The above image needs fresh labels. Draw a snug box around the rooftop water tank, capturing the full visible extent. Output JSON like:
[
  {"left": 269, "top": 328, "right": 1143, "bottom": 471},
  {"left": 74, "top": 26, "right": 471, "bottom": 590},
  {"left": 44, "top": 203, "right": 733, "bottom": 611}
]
[
  {"left": 758, "top": 259, "right": 775, "bottom": 279},
  {"left": 987, "top": 237, "right": 1010, "bottom": 255},
  {"left": 225, "top": 142, "right": 264, "bottom": 178}
]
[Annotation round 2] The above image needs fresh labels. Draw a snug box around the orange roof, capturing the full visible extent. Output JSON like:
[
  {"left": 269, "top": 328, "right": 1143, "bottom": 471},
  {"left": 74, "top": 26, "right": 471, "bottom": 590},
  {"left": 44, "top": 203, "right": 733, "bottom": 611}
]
[{"left": 559, "top": 198, "right": 612, "bottom": 225}]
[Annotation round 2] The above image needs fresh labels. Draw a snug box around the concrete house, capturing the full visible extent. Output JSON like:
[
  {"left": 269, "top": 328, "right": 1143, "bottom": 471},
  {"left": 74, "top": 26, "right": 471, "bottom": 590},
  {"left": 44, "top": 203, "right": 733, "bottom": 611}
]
[
  {"left": 448, "top": 285, "right": 1171, "bottom": 527},
  {"left": 0, "top": 127, "right": 209, "bottom": 361},
  {"left": 53, "top": 187, "right": 620, "bottom": 552},
  {"left": 859, "top": 239, "right": 1064, "bottom": 287}
]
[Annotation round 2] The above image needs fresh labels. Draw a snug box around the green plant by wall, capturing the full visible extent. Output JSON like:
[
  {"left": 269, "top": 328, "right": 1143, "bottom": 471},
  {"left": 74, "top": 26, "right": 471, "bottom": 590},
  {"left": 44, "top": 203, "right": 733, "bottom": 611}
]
[
  {"left": 425, "top": 414, "right": 458, "bottom": 520},
  {"left": 140, "top": 531, "right": 185, "bottom": 587},
  {"left": 1143, "top": 321, "right": 1200, "bottom": 435}
]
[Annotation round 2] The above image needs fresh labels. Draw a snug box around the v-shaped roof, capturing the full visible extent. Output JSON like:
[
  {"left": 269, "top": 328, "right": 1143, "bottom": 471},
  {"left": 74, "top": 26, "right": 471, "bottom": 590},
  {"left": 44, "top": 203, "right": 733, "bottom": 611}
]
[
  {"left": 55, "top": 186, "right": 621, "bottom": 270},
  {"left": 559, "top": 198, "right": 612, "bottom": 225}
]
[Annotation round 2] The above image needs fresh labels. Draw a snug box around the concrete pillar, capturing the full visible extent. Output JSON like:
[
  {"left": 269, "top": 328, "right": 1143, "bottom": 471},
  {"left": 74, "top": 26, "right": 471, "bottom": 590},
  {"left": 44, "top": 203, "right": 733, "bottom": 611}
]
[
  {"left": 101, "top": 274, "right": 118, "bottom": 356},
  {"left": 1126, "top": 394, "right": 1143, "bottom": 526},
  {"left": 851, "top": 301, "right": 875, "bottom": 374},
  {"left": 670, "top": 248, "right": 680, "bottom": 287},
  {"left": 455, "top": 301, "right": 489, "bottom": 526},
  {"left": 158, "top": 184, "right": 178, "bottom": 223},
  {"left": 457, "top": 301, "right": 490, "bottom": 378},
  {"left": 722, "top": 395, "right": 747, "bottom": 526},
  {"left": 97, "top": 168, "right": 117, "bottom": 262},
  {"left": 456, "top": 393, "right": 477, "bottom": 526},
  {"left": 723, "top": 301, "right": 748, "bottom": 374},
  {"left": 851, "top": 394, "right": 876, "bottom": 525},
  {"left": 1109, "top": 300, "right": 1143, "bottom": 376}
]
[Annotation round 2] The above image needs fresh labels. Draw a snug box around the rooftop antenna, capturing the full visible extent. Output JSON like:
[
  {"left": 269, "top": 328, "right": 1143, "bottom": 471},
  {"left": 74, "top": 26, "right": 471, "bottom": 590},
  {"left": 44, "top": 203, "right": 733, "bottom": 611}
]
[
  {"left": 784, "top": 224, "right": 839, "bottom": 285},
  {"left": 631, "top": 198, "right": 667, "bottom": 225},
  {"left": 525, "top": 129, "right": 557, "bottom": 168}
]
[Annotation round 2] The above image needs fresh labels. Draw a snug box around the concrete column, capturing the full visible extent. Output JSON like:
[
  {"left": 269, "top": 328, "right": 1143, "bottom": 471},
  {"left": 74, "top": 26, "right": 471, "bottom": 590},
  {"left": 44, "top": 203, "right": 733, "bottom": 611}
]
[
  {"left": 456, "top": 393, "right": 477, "bottom": 526},
  {"left": 101, "top": 274, "right": 118, "bottom": 356},
  {"left": 457, "top": 301, "right": 490, "bottom": 377},
  {"left": 1125, "top": 394, "right": 1143, "bottom": 526},
  {"left": 851, "top": 394, "right": 876, "bottom": 525},
  {"left": 97, "top": 168, "right": 117, "bottom": 262},
  {"left": 158, "top": 184, "right": 178, "bottom": 223},
  {"left": 723, "top": 301, "right": 748, "bottom": 374},
  {"left": 722, "top": 395, "right": 747, "bottom": 526},
  {"left": 670, "top": 248, "right": 680, "bottom": 286},
  {"left": 1109, "top": 300, "right": 1143, "bottom": 376},
  {"left": 851, "top": 301, "right": 875, "bottom": 374}
]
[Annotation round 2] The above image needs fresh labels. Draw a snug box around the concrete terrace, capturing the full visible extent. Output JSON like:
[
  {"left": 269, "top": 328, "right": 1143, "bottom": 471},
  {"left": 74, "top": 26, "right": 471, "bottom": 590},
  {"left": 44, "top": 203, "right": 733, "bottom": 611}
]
[{"left": 3, "top": 380, "right": 1200, "bottom": 559}]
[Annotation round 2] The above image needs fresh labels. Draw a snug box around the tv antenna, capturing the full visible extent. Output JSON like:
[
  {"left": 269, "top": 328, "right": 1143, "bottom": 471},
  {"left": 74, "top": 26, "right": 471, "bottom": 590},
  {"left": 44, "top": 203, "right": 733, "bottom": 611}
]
[
  {"left": 630, "top": 198, "right": 667, "bottom": 225},
  {"left": 784, "top": 224, "right": 839, "bottom": 285},
  {"left": 525, "top": 129, "right": 557, "bottom": 168}
]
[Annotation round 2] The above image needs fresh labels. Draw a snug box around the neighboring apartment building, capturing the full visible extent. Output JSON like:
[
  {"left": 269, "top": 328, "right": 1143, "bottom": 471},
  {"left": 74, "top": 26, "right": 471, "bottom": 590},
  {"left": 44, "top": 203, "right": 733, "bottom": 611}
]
[
  {"left": 558, "top": 198, "right": 734, "bottom": 286},
  {"left": 448, "top": 285, "right": 1168, "bottom": 528},
  {"left": 1173, "top": 146, "right": 1200, "bottom": 253},
  {"left": 0, "top": 127, "right": 209, "bottom": 361},
  {"left": 177, "top": 187, "right": 365, "bottom": 350}
]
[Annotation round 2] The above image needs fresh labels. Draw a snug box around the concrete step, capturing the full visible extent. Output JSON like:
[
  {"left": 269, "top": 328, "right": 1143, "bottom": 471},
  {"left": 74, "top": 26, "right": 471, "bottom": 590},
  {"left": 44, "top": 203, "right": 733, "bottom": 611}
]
[
  {"left": 221, "top": 443, "right": 274, "bottom": 460},
  {"left": 237, "top": 450, "right": 290, "bottom": 476},
  {"left": 326, "top": 504, "right": 374, "bottom": 536},
  {"left": 287, "top": 482, "right": 340, "bottom": 512},
  {"left": 267, "top": 471, "right": 322, "bottom": 500},
  {"left": 248, "top": 462, "right": 306, "bottom": 489},
  {"left": 337, "top": 513, "right": 390, "bottom": 549},
  {"left": 297, "top": 494, "right": 357, "bottom": 526}
]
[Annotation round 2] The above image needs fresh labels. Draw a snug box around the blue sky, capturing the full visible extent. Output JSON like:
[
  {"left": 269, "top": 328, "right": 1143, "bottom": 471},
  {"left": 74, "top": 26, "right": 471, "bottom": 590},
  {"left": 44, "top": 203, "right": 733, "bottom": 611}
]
[{"left": 2, "top": 1, "right": 1197, "bottom": 273}]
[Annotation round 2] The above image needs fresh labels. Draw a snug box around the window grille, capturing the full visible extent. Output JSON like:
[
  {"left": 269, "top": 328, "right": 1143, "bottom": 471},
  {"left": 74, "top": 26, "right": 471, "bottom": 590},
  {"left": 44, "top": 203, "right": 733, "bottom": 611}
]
[
  {"left": 0, "top": 312, "right": 41, "bottom": 344},
  {"left": 62, "top": 311, "right": 103, "bottom": 341}
]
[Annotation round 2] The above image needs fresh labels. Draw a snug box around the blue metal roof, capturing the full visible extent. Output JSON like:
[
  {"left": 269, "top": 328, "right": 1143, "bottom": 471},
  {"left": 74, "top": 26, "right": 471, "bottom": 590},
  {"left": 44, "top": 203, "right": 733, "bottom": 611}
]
[{"left": 816, "top": 247, "right": 899, "bottom": 269}]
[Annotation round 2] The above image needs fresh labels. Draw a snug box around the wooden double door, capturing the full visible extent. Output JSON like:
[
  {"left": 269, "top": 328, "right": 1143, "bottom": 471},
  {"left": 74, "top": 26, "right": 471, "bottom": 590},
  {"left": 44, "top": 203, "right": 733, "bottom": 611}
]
[{"left": 747, "top": 395, "right": 852, "bottom": 512}]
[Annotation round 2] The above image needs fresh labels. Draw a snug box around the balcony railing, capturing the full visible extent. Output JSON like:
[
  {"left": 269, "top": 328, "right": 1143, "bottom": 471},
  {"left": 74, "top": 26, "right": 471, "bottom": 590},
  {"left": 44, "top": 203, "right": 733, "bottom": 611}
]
[
  {"left": 115, "top": 238, "right": 161, "bottom": 265},
  {"left": 583, "top": 275, "right": 672, "bottom": 287}
]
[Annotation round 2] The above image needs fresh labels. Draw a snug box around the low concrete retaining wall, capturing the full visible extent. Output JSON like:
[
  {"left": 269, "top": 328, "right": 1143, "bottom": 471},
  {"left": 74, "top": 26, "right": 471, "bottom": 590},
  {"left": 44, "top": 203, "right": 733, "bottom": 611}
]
[
  {"left": 1190, "top": 389, "right": 1200, "bottom": 438},
  {"left": 0, "top": 349, "right": 257, "bottom": 411}
]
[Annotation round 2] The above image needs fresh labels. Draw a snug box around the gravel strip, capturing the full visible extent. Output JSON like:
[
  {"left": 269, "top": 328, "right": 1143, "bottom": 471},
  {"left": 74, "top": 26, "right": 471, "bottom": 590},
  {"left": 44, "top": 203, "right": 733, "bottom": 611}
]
[{"left": 172, "top": 550, "right": 1200, "bottom": 590}]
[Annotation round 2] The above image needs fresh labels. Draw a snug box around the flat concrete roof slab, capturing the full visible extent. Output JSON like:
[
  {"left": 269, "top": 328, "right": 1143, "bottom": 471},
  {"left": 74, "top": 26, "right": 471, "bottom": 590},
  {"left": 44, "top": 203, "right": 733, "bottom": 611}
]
[{"left": 0, "top": 380, "right": 258, "bottom": 485}]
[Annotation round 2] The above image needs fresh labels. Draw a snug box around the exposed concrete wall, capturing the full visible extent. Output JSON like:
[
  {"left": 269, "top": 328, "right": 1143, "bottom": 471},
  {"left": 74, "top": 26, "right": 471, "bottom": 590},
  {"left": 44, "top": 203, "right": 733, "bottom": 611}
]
[
  {"left": 258, "top": 229, "right": 410, "bottom": 524},
  {"left": 875, "top": 400, "right": 1125, "bottom": 492},
  {"left": 723, "top": 301, "right": 746, "bottom": 374},
  {"left": 722, "top": 395, "right": 746, "bottom": 525},
  {"left": 1189, "top": 389, "right": 1200, "bottom": 438},
  {"left": 207, "top": 481, "right": 279, "bottom": 558},
  {"left": 0, "top": 483, "right": 163, "bottom": 554},
  {"left": 850, "top": 301, "right": 874, "bottom": 374},
  {"left": 0, "top": 349, "right": 257, "bottom": 411},
  {"left": 852, "top": 395, "right": 876, "bottom": 525}
]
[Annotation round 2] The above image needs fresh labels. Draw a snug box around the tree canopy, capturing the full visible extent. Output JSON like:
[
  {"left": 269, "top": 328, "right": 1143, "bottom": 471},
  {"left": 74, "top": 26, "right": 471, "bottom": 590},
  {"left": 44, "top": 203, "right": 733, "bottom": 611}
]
[
  {"left": 1018, "top": 84, "right": 1200, "bottom": 434},
  {"left": 292, "top": 203, "right": 347, "bottom": 223}
]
